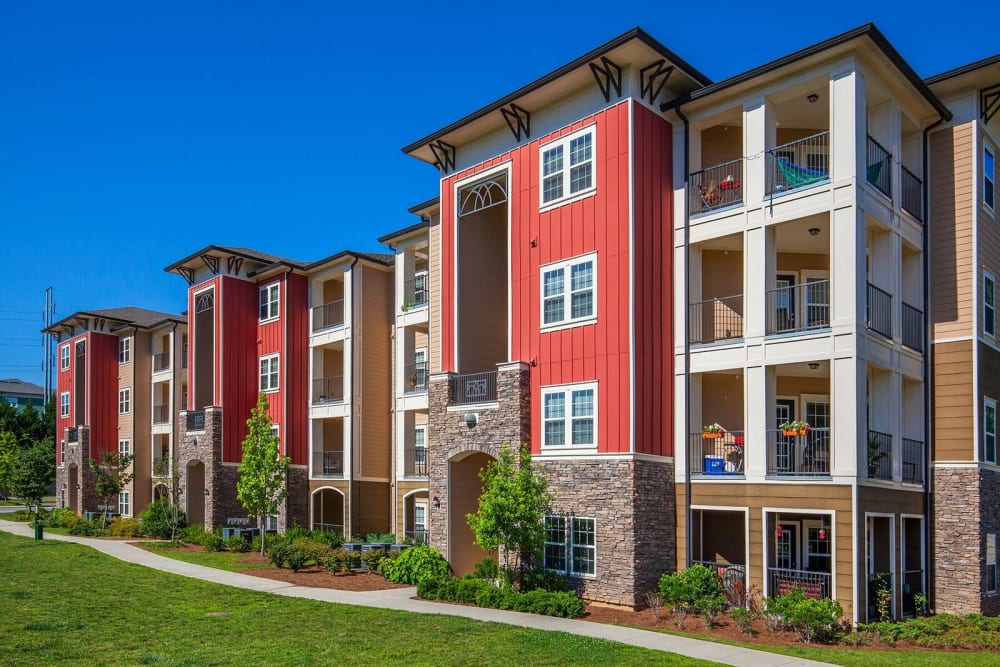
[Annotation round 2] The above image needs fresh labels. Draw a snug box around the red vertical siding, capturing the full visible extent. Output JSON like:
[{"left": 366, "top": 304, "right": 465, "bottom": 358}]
[
  {"left": 88, "top": 332, "right": 119, "bottom": 460},
  {"left": 221, "top": 276, "right": 260, "bottom": 463},
  {"left": 55, "top": 337, "right": 77, "bottom": 464},
  {"left": 632, "top": 102, "right": 674, "bottom": 457},
  {"left": 284, "top": 273, "right": 309, "bottom": 465},
  {"left": 187, "top": 276, "right": 222, "bottom": 411},
  {"left": 258, "top": 276, "right": 283, "bottom": 431}
]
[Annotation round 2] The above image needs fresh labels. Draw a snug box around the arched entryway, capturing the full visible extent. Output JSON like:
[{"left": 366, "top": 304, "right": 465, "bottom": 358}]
[
  {"left": 311, "top": 487, "right": 345, "bottom": 537},
  {"left": 403, "top": 488, "right": 429, "bottom": 545},
  {"left": 187, "top": 461, "right": 205, "bottom": 527},
  {"left": 67, "top": 465, "right": 78, "bottom": 512},
  {"left": 153, "top": 483, "right": 168, "bottom": 503},
  {"left": 448, "top": 450, "right": 497, "bottom": 576}
]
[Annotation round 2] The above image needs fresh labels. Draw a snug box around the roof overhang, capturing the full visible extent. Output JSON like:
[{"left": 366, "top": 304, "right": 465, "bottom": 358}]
[{"left": 926, "top": 53, "right": 1000, "bottom": 123}]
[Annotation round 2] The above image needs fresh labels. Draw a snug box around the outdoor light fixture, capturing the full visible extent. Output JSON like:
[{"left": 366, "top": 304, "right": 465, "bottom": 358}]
[
  {"left": 808, "top": 227, "right": 821, "bottom": 236},
  {"left": 432, "top": 497, "right": 440, "bottom": 509},
  {"left": 463, "top": 412, "right": 477, "bottom": 428},
  {"left": 807, "top": 93, "right": 819, "bottom": 103},
  {"left": 204, "top": 489, "right": 209, "bottom": 497},
  {"left": 809, "top": 362, "right": 820, "bottom": 370},
  {"left": 61, "top": 483, "right": 66, "bottom": 490}
]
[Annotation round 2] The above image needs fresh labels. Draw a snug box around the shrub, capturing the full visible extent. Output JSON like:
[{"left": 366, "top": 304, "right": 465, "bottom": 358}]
[
  {"left": 471, "top": 557, "right": 500, "bottom": 582},
  {"left": 310, "top": 530, "right": 344, "bottom": 550},
  {"left": 69, "top": 520, "right": 101, "bottom": 536},
  {"left": 46, "top": 507, "right": 75, "bottom": 526},
  {"left": 381, "top": 546, "right": 451, "bottom": 585},
  {"left": 286, "top": 546, "right": 308, "bottom": 572},
  {"left": 138, "top": 499, "right": 185, "bottom": 539},
  {"left": 267, "top": 540, "right": 290, "bottom": 568},
  {"left": 645, "top": 591, "right": 665, "bottom": 621},
  {"left": 284, "top": 524, "right": 312, "bottom": 542},
  {"left": 363, "top": 533, "right": 395, "bottom": 544},
  {"left": 522, "top": 567, "right": 568, "bottom": 593},
  {"left": 201, "top": 530, "right": 226, "bottom": 552},
  {"left": 107, "top": 517, "right": 143, "bottom": 537},
  {"left": 322, "top": 549, "right": 348, "bottom": 574},
  {"left": 417, "top": 575, "right": 585, "bottom": 618},
  {"left": 731, "top": 607, "right": 754, "bottom": 635},
  {"left": 658, "top": 564, "right": 724, "bottom": 615},
  {"left": 226, "top": 535, "right": 252, "bottom": 553},
  {"left": 416, "top": 576, "right": 444, "bottom": 600},
  {"left": 765, "top": 589, "right": 843, "bottom": 643},
  {"left": 515, "top": 589, "right": 586, "bottom": 618},
  {"left": 178, "top": 524, "right": 208, "bottom": 545}
]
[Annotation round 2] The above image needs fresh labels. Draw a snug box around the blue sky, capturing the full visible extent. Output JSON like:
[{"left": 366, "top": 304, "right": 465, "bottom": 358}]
[{"left": 2, "top": 2, "right": 997, "bottom": 388}]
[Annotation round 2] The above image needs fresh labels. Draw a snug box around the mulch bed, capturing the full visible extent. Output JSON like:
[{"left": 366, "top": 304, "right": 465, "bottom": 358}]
[{"left": 237, "top": 564, "right": 410, "bottom": 592}]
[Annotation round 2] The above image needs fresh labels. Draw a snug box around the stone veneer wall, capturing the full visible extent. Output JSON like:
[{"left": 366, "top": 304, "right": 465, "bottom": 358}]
[
  {"left": 933, "top": 466, "right": 1000, "bottom": 615},
  {"left": 56, "top": 426, "right": 99, "bottom": 513},
  {"left": 281, "top": 467, "right": 310, "bottom": 531},
  {"left": 537, "top": 457, "right": 675, "bottom": 608}
]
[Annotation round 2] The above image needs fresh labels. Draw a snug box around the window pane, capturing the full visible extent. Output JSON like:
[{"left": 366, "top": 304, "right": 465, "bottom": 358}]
[
  {"left": 544, "top": 421, "right": 565, "bottom": 446},
  {"left": 544, "top": 393, "right": 565, "bottom": 419},
  {"left": 542, "top": 146, "right": 563, "bottom": 176},
  {"left": 570, "top": 262, "right": 592, "bottom": 291},
  {"left": 569, "top": 134, "right": 592, "bottom": 166},
  {"left": 571, "top": 418, "right": 594, "bottom": 445},
  {"left": 543, "top": 269, "right": 564, "bottom": 297},
  {"left": 570, "top": 291, "right": 593, "bottom": 319},
  {"left": 569, "top": 163, "right": 592, "bottom": 194},
  {"left": 572, "top": 389, "right": 594, "bottom": 417},
  {"left": 543, "top": 175, "right": 562, "bottom": 203},
  {"left": 543, "top": 297, "right": 564, "bottom": 324}
]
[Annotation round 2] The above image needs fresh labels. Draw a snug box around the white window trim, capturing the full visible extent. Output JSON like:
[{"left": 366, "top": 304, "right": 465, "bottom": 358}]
[
  {"left": 985, "top": 145, "right": 996, "bottom": 213},
  {"left": 543, "top": 514, "right": 597, "bottom": 579},
  {"left": 985, "top": 397, "right": 997, "bottom": 465},
  {"left": 541, "top": 381, "right": 598, "bottom": 451},
  {"left": 540, "top": 252, "right": 598, "bottom": 332},
  {"left": 119, "top": 490, "right": 130, "bottom": 517},
  {"left": 118, "top": 439, "right": 131, "bottom": 456},
  {"left": 60, "top": 345, "right": 70, "bottom": 371},
  {"left": 259, "top": 282, "right": 280, "bottom": 323},
  {"left": 414, "top": 424, "right": 427, "bottom": 448},
  {"left": 119, "top": 388, "right": 131, "bottom": 415},
  {"left": 260, "top": 354, "right": 280, "bottom": 393},
  {"left": 985, "top": 270, "right": 996, "bottom": 339},
  {"left": 60, "top": 392, "right": 70, "bottom": 417},
  {"left": 987, "top": 533, "right": 997, "bottom": 594},
  {"left": 539, "top": 125, "right": 597, "bottom": 211},
  {"left": 119, "top": 337, "right": 131, "bottom": 365}
]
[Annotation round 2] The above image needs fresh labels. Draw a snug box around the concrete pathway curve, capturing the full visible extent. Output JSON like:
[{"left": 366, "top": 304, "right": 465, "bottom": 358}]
[{"left": 0, "top": 520, "right": 832, "bottom": 667}]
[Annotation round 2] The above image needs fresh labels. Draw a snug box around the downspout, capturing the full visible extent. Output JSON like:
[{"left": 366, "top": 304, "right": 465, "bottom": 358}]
[
  {"left": 922, "top": 114, "right": 946, "bottom": 612},
  {"left": 348, "top": 256, "right": 360, "bottom": 538}
]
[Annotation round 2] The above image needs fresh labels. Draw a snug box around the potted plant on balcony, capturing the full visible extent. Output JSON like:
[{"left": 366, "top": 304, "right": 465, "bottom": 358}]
[
  {"left": 702, "top": 423, "right": 725, "bottom": 439},
  {"left": 409, "top": 373, "right": 418, "bottom": 389},
  {"left": 401, "top": 300, "right": 417, "bottom": 313},
  {"left": 867, "top": 437, "right": 888, "bottom": 476},
  {"left": 781, "top": 420, "right": 809, "bottom": 437}
]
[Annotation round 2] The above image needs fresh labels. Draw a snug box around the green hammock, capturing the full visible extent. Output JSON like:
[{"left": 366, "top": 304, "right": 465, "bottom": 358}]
[{"left": 776, "top": 157, "right": 828, "bottom": 189}]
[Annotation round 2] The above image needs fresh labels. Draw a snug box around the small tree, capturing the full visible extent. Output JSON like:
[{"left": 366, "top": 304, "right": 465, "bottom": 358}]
[
  {"left": 237, "top": 393, "right": 290, "bottom": 555},
  {"left": 91, "top": 451, "right": 135, "bottom": 529},
  {"left": 10, "top": 439, "right": 55, "bottom": 514},
  {"left": 466, "top": 444, "right": 551, "bottom": 582},
  {"left": 0, "top": 431, "right": 18, "bottom": 498}
]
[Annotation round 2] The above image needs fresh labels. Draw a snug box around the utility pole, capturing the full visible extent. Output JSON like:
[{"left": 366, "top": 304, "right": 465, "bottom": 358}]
[{"left": 42, "top": 287, "right": 54, "bottom": 400}]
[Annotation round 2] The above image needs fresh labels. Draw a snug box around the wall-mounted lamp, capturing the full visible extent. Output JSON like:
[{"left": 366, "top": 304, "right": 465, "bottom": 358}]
[
  {"left": 808, "top": 227, "right": 821, "bottom": 236},
  {"left": 463, "top": 413, "right": 478, "bottom": 428},
  {"left": 807, "top": 93, "right": 819, "bottom": 104},
  {"left": 204, "top": 489, "right": 210, "bottom": 497},
  {"left": 61, "top": 483, "right": 67, "bottom": 491},
  {"left": 529, "top": 237, "right": 537, "bottom": 248},
  {"left": 808, "top": 362, "right": 820, "bottom": 370},
  {"left": 432, "top": 496, "right": 440, "bottom": 510}
]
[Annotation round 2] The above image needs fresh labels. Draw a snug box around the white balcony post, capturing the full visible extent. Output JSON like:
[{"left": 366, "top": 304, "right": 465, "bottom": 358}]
[
  {"left": 745, "top": 225, "right": 770, "bottom": 338},
  {"left": 830, "top": 65, "right": 864, "bottom": 184},
  {"left": 833, "top": 357, "right": 863, "bottom": 477},
  {"left": 743, "top": 96, "right": 769, "bottom": 204},
  {"left": 745, "top": 365, "right": 768, "bottom": 477}
]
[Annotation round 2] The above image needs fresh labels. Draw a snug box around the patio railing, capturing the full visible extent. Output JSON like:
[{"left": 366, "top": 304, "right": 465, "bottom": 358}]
[
  {"left": 766, "top": 280, "right": 830, "bottom": 335},
  {"left": 313, "top": 376, "right": 344, "bottom": 404},
  {"left": 403, "top": 276, "right": 429, "bottom": 310},
  {"left": 867, "top": 282, "right": 893, "bottom": 339},
  {"left": 404, "top": 447, "right": 428, "bottom": 476},
  {"left": 690, "top": 432, "right": 745, "bottom": 476},
  {"left": 766, "top": 428, "right": 831, "bottom": 476},
  {"left": 312, "top": 299, "right": 345, "bottom": 332},
  {"left": 901, "top": 165, "right": 923, "bottom": 222},
  {"left": 902, "top": 438, "right": 924, "bottom": 484},
  {"left": 450, "top": 371, "right": 497, "bottom": 405},
  {"left": 404, "top": 362, "right": 428, "bottom": 393},
  {"left": 690, "top": 158, "right": 743, "bottom": 214},
  {"left": 689, "top": 295, "right": 743, "bottom": 344},
  {"left": 866, "top": 135, "right": 893, "bottom": 198},
  {"left": 902, "top": 302, "right": 923, "bottom": 352},
  {"left": 313, "top": 450, "right": 344, "bottom": 477},
  {"left": 404, "top": 529, "right": 430, "bottom": 545},
  {"left": 766, "top": 132, "right": 830, "bottom": 195},
  {"left": 867, "top": 429, "right": 893, "bottom": 480},
  {"left": 769, "top": 567, "right": 832, "bottom": 600},
  {"left": 153, "top": 352, "right": 170, "bottom": 372},
  {"left": 314, "top": 523, "right": 344, "bottom": 536}
]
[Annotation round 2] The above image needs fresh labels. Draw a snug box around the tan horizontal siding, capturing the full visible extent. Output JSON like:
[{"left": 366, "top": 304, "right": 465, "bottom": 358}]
[{"left": 933, "top": 339, "right": 974, "bottom": 461}]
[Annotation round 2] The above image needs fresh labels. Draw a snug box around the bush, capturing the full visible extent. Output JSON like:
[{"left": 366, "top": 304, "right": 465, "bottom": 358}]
[
  {"left": 471, "top": 557, "right": 500, "bottom": 582},
  {"left": 267, "top": 539, "right": 291, "bottom": 568},
  {"left": 226, "top": 535, "right": 252, "bottom": 553},
  {"left": 658, "top": 564, "right": 725, "bottom": 615},
  {"left": 381, "top": 546, "right": 451, "bottom": 585},
  {"left": 363, "top": 533, "right": 395, "bottom": 544},
  {"left": 138, "top": 499, "right": 185, "bottom": 539},
  {"left": 322, "top": 549, "right": 348, "bottom": 573},
  {"left": 310, "top": 530, "right": 344, "bottom": 550},
  {"left": 522, "top": 567, "right": 568, "bottom": 593},
  {"left": 515, "top": 589, "right": 586, "bottom": 618},
  {"left": 858, "top": 613, "right": 1000, "bottom": 650},
  {"left": 68, "top": 520, "right": 102, "bottom": 536},
  {"left": 201, "top": 530, "right": 226, "bottom": 552},
  {"left": 417, "top": 574, "right": 585, "bottom": 618},
  {"left": 107, "top": 517, "right": 143, "bottom": 537},
  {"left": 46, "top": 507, "right": 75, "bottom": 526},
  {"left": 765, "top": 589, "right": 843, "bottom": 643},
  {"left": 416, "top": 576, "right": 444, "bottom": 600},
  {"left": 731, "top": 606, "right": 754, "bottom": 635},
  {"left": 178, "top": 524, "right": 208, "bottom": 545}
]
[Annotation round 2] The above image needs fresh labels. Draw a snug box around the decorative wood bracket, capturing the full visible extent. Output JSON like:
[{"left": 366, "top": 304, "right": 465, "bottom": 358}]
[
  {"left": 640, "top": 60, "right": 674, "bottom": 105},
  {"left": 176, "top": 266, "right": 195, "bottom": 286},
  {"left": 200, "top": 254, "right": 220, "bottom": 275},
  {"left": 982, "top": 83, "right": 1000, "bottom": 124},
  {"left": 74, "top": 317, "right": 88, "bottom": 331},
  {"left": 227, "top": 256, "right": 244, "bottom": 276},
  {"left": 429, "top": 140, "right": 457, "bottom": 174},
  {"left": 589, "top": 56, "right": 622, "bottom": 102},
  {"left": 501, "top": 103, "right": 531, "bottom": 141}
]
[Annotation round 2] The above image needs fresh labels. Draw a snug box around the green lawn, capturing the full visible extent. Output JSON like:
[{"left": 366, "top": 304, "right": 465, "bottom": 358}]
[
  {"left": 141, "top": 542, "right": 273, "bottom": 571},
  {"left": 0, "top": 532, "right": 717, "bottom": 666}
]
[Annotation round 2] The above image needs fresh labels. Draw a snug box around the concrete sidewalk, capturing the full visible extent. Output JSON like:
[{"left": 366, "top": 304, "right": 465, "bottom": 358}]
[{"left": 0, "top": 520, "right": 832, "bottom": 666}]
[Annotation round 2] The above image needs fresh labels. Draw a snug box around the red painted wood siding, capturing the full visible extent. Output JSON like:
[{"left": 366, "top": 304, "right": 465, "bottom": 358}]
[
  {"left": 55, "top": 337, "right": 79, "bottom": 464},
  {"left": 439, "top": 101, "right": 635, "bottom": 454},
  {"left": 89, "top": 332, "right": 119, "bottom": 460},
  {"left": 221, "top": 276, "right": 259, "bottom": 463},
  {"left": 187, "top": 277, "right": 222, "bottom": 411},
  {"left": 632, "top": 102, "right": 673, "bottom": 457},
  {"left": 258, "top": 276, "right": 283, "bottom": 432},
  {"left": 284, "top": 273, "right": 309, "bottom": 465}
]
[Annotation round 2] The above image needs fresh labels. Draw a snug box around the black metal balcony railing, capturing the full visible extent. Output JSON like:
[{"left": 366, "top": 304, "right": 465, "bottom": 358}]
[
  {"left": 403, "top": 276, "right": 429, "bottom": 310},
  {"left": 405, "top": 528, "right": 430, "bottom": 545},
  {"left": 314, "top": 523, "right": 344, "bottom": 536},
  {"left": 867, "top": 429, "right": 893, "bottom": 480},
  {"left": 769, "top": 567, "right": 832, "bottom": 600},
  {"left": 901, "top": 165, "right": 923, "bottom": 222},
  {"left": 689, "top": 295, "right": 743, "bottom": 344},
  {"left": 691, "top": 560, "right": 748, "bottom": 608},
  {"left": 450, "top": 371, "right": 497, "bottom": 405},
  {"left": 152, "top": 459, "right": 170, "bottom": 478},
  {"left": 867, "top": 282, "right": 893, "bottom": 339},
  {"left": 186, "top": 411, "right": 205, "bottom": 432},
  {"left": 153, "top": 352, "right": 170, "bottom": 372},
  {"left": 404, "top": 446, "right": 428, "bottom": 476},
  {"left": 690, "top": 158, "right": 744, "bottom": 214},
  {"left": 405, "top": 362, "right": 428, "bottom": 393},
  {"left": 866, "top": 135, "right": 893, "bottom": 198},
  {"left": 689, "top": 432, "right": 745, "bottom": 476},
  {"left": 902, "top": 437, "right": 924, "bottom": 485},
  {"left": 766, "top": 132, "right": 830, "bottom": 195},
  {"left": 901, "top": 302, "right": 924, "bottom": 352},
  {"left": 902, "top": 569, "right": 925, "bottom": 617},
  {"left": 313, "top": 450, "right": 344, "bottom": 477},
  {"left": 313, "top": 376, "right": 344, "bottom": 404},
  {"left": 312, "top": 299, "right": 345, "bottom": 332},
  {"left": 766, "top": 280, "right": 830, "bottom": 335},
  {"left": 67, "top": 427, "right": 79, "bottom": 443},
  {"left": 153, "top": 405, "right": 170, "bottom": 425},
  {"left": 767, "top": 428, "right": 831, "bottom": 476}
]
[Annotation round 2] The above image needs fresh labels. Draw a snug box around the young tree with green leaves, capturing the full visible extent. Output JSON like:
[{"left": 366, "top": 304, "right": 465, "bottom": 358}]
[
  {"left": 0, "top": 431, "right": 17, "bottom": 497},
  {"left": 466, "top": 444, "right": 552, "bottom": 581},
  {"left": 90, "top": 451, "right": 135, "bottom": 529},
  {"left": 237, "top": 393, "right": 290, "bottom": 555},
  {"left": 10, "top": 439, "right": 55, "bottom": 513}
]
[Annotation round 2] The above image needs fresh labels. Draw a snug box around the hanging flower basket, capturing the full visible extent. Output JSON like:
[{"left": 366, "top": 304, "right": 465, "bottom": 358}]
[
  {"left": 702, "top": 423, "right": 724, "bottom": 439},
  {"left": 780, "top": 420, "right": 809, "bottom": 437}
]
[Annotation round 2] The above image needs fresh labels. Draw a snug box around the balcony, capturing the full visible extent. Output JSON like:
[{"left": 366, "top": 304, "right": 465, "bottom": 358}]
[
  {"left": 449, "top": 371, "right": 497, "bottom": 405},
  {"left": 902, "top": 302, "right": 924, "bottom": 352},
  {"left": 769, "top": 567, "right": 832, "bottom": 600},
  {"left": 186, "top": 411, "right": 205, "bottom": 432},
  {"left": 766, "top": 428, "right": 831, "bottom": 476},
  {"left": 766, "top": 132, "right": 830, "bottom": 196},
  {"left": 313, "top": 376, "right": 344, "bottom": 404},
  {"left": 690, "top": 431, "right": 744, "bottom": 477},
  {"left": 866, "top": 282, "right": 893, "bottom": 339},
  {"left": 902, "top": 437, "right": 924, "bottom": 485},
  {"left": 867, "top": 429, "right": 893, "bottom": 480},
  {"left": 900, "top": 166, "right": 923, "bottom": 222},
  {"left": 404, "top": 446, "right": 428, "bottom": 476},
  {"left": 866, "top": 135, "right": 893, "bottom": 199},
  {"left": 402, "top": 276, "right": 429, "bottom": 311},
  {"left": 153, "top": 352, "right": 170, "bottom": 372},
  {"left": 692, "top": 560, "right": 747, "bottom": 608},
  {"left": 689, "top": 295, "right": 743, "bottom": 345},
  {"left": 404, "top": 528, "right": 429, "bottom": 545},
  {"left": 312, "top": 300, "right": 345, "bottom": 332},
  {"left": 766, "top": 280, "right": 830, "bottom": 335},
  {"left": 313, "top": 450, "right": 344, "bottom": 477},
  {"left": 691, "top": 158, "right": 743, "bottom": 215},
  {"left": 152, "top": 458, "right": 170, "bottom": 478},
  {"left": 404, "top": 362, "right": 428, "bottom": 394},
  {"left": 153, "top": 405, "right": 170, "bottom": 425}
]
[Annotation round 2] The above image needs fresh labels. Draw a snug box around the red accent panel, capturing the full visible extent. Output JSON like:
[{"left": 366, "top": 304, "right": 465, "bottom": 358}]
[
  {"left": 55, "top": 338, "right": 76, "bottom": 464},
  {"left": 221, "top": 276, "right": 259, "bottom": 463},
  {"left": 632, "top": 102, "right": 674, "bottom": 457},
  {"left": 283, "top": 273, "right": 309, "bottom": 465},
  {"left": 88, "top": 332, "right": 119, "bottom": 461}
]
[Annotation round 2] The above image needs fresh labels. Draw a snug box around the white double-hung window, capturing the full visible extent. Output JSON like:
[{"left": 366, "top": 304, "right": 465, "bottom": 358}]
[
  {"left": 543, "top": 514, "right": 596, "bottom": 577},
  {"left": 259, "top": 283, "right": 280, "bottom": 322},
  {"left": 540, "top": 126, "right": 595, "bottom": 207},
  {"left": 541, "top": 254, "right": 596, "bottom": 330},
  {"left": 260, "top": 354, "right": 280, "bottom": 392},
  {"left": 985, "top": 271, "right": 996, "bottom": 338},
  {"left": 542, "top": 382, "right": 596, "bottom": 449}
]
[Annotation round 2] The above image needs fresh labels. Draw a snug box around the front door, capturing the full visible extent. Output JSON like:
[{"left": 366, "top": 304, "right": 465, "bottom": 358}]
[
  {"left": 774, "top": 274, "right": 796, "bottom": 332},
  {"left": 776, "top": 522, "right": 798, "bottom": 570},
  {"left": 775, "top": 399, "right": 797, "bottom": 472}
]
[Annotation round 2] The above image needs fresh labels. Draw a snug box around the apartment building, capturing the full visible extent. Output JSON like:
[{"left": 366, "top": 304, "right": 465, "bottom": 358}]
[
  {"left": 926, "top": 54, "right": 1000, "bottom": 616},
  {"left": 47, "top": 307, "right": 186, "bottom": 517}
]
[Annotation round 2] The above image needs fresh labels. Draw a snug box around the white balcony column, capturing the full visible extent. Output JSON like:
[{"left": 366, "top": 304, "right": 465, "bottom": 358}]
[
  {"left": 395, "top": 249, "right": 415, "bottom": 313},
  {"left": 889, "top": 105, "right": 902, "bottom": 203},
  {"left": 745, "top": 225, "right": 772, "bottom": 338},
  {"left": 745, "top": 364, "right": 769, "bottom": 478},
  {"left": 688, "top": 245, "right": 703, "bottom": 309},
  {"left": 395, "top": 409, "right": 414, "bottom": 479},
  {"left": 890, "top": 371, "right": 903, "bottom": 481},
  {"left": 833, "top": 357, "right": 863, "bottom": 477},
  {"left": 891, "top": 231, "right": 903, "bottom": 340},
  {"left": 831, "top": 205, "right": 865, "bottom": 327},
  {"left": 831, "top": 65, "right": 865, "bottom": 184},
  {"left": 743, "top": 96, "right": 769, "bottom": 203},
  {"left": 674, "top": 243, "right": 687, "bottom": 355}
]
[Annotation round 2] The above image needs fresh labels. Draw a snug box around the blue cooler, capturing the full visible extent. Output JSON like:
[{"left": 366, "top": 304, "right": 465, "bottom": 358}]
[{"left": 703, "top": 456, "right": 725, "bottom": 474}]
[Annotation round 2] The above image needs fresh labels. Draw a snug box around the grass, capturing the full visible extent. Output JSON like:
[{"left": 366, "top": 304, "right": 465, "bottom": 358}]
[
  {"left": 141, "top": 542, "right": 272, "bottom": 571},
  {"left": 0, "top": 532, "right": 717, "bottom": 666}
]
